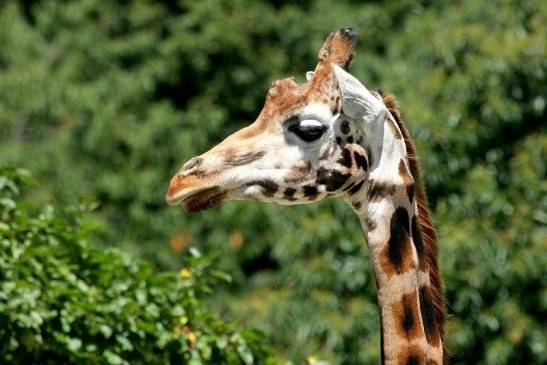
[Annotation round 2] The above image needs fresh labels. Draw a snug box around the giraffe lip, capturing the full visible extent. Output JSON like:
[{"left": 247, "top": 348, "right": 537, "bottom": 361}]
[{"left": 180, "top": 187, "right": 227, "bottom": 213}]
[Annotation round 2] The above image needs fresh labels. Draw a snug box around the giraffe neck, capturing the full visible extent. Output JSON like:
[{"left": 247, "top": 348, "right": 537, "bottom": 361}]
[{"left": 348, "top": 113, "right": 443, "bottom": 365}]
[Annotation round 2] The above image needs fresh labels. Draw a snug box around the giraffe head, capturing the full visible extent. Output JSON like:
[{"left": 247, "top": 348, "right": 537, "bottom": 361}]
[{"left": 166, "top": 28, "right": 387, "bottom": 212}]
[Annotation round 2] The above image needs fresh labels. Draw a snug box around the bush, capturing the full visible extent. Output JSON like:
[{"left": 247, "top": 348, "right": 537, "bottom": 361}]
[{"left": 0, "top": 166, "right": 275, "bottom": 364}]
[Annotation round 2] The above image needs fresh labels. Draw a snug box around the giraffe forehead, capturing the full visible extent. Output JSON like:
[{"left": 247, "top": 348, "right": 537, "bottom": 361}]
[
  {"left": 263, "top": 77, "right": 306, "bottom": 115},
  {"left": 262, "top": 74, "right": 339, "bottom": 118},
  {"left": 300, "top": 102, "right": 336, "bottom": 122}
]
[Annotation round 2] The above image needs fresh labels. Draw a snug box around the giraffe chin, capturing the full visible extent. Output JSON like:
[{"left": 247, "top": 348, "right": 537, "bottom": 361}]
[{"left": 181, "top": 188, "right": 227, "bottom": 213}]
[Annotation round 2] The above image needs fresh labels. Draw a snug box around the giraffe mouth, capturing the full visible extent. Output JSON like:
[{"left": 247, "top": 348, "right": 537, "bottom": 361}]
[{"left": 179, "top": 188, "right": 227, "bottom": 213}]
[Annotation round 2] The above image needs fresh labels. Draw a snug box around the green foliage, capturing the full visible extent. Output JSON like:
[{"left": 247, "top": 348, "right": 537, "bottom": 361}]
[
  {"left": 0, "top": 0, "right": 545, "bottom": 364},
  {"left": 0, "top": 166, "right": 274, "bottom": 364}
]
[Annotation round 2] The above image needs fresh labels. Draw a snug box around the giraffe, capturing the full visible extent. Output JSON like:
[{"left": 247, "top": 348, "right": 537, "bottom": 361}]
[{"left": 166, "top": 28, "right": 446, "bottom": 365}]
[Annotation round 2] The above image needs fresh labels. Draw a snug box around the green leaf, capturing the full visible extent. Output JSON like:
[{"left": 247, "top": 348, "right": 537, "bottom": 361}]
[
  {"left": 67, "top": 338, "right": 82, "bottom": 352},
  {"left": 104, "top": 350, "right": 123, "bottom": 365}
]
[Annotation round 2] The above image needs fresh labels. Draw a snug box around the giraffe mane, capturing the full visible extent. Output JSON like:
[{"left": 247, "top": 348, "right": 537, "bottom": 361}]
[{"left": 379, "top": 91, "right": 448, "bottom": 363}]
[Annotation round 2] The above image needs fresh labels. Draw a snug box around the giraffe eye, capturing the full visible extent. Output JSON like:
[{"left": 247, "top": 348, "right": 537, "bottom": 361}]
[{"left": 289, "top": 119, "right": 327, "bottom": 142}]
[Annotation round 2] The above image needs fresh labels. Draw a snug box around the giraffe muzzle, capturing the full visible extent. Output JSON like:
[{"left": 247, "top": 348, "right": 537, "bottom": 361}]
[
  {"left": 165, "top": 171, "right": 227, "bottom": 212},
  {"left": 165, "top": 180, "right": 226, "bottom": 213},
  {"left": 179, "top": 187, "right": 227, "bottom": 213}
]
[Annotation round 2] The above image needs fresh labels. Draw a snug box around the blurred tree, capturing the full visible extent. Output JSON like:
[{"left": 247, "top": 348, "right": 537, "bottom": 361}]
[{"left": 0, "top": 0, "right": 545, "bottom": 364}]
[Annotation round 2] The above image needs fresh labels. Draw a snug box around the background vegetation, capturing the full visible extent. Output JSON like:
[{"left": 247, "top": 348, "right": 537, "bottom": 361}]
[
  {"left": 0, "top": 0, "right": 545, "bottom": 364},
  {"left": 0, "top": 167, "right": 274, "bottom": 364}
]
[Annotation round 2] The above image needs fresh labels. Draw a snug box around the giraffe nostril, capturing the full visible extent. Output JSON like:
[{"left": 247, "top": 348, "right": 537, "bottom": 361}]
[{"left": 180, "top": 157, "right": 202, "bottom": 173}]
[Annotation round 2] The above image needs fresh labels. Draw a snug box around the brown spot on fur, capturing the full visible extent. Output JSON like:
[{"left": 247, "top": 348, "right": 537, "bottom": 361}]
[
  {"left": 367, "top": 180, "right": 396, "bottom": 202},
  {"left": 381, "top": 207, "right": 415, "bottom": 276},
  {"left": 397, "top": 345, "right": 426, "bottom": 365},
  {"left": 406, "top": 184, "right": 415, "bottom": 203},
  {"left": 364, "top": 216, "right": 377, "bottom": 232},
  {"left": 303, "top": 185, "right": 318, "bottom": 199},
  {"left": 341, "top": 120, "right": 350, "bottom": 134},
  {"left": 338, "top": 147, "right": 352, "bottom": 167},
  {"left": 250, "top": 180, "right": 278, "bottom": 198},
  {"left": 283, "top": 188, "right": 297, "bottom": 201},
  {"left": 393, "top": 291, "right": 424, "bottom": 340},
  {"left": 316, "top": 168, "right": 350, "bottom": 191},
  {"left": 354, "top": 151, "right": 368, "bottom": 171},
  {"left": 353, "top": 201, "right": 361, "bottom": 210}
]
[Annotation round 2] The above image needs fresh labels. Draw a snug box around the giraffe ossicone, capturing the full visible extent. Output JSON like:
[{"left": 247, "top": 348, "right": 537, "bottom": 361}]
[{"left": 166, "top": 28, "right": 446, "bottom": 365}]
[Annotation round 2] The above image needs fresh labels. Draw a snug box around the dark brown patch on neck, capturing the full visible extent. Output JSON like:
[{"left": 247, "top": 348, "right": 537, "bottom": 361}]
[
  {"left": 398, "top": 345, "right": 426, "bottom": 365},
  {"left": 393, "top": 291, "right": 424, "bottom": 340},
  {"left": 364, "top": 215, "right": 377, "bottom": 231},
  {"left": 368, "top": 179, "right": 396, "bottom": 202},
  {"left": 381, "top": 207, "right": 415, "bottom": 276}
]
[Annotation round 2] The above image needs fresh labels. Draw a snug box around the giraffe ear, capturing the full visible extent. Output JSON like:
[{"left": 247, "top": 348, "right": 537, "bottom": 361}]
[{"left": 332, "top": 64, "right": 386, "bottom": 123}]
